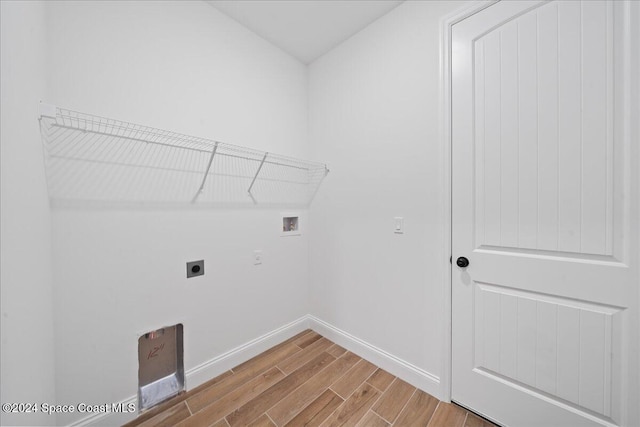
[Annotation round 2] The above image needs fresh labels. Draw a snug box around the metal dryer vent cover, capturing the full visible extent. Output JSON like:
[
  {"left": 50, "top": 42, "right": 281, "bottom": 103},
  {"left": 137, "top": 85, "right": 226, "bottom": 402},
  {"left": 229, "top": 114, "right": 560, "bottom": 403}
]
[{"left": 138, "top": 324, "right": 184, "bottom": 411}]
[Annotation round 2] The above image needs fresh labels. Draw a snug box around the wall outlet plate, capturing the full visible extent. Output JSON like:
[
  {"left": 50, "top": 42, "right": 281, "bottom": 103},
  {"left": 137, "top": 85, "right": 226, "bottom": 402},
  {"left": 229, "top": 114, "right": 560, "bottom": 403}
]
[
  {"left": 394, "top": 217, "right": 404, "bottom": 234},
  {"left": 253, "top": 250, "right": 263, "bottom": 265},
  {"left": 186, "top": 260, "right": 204, "bottom": 278}
]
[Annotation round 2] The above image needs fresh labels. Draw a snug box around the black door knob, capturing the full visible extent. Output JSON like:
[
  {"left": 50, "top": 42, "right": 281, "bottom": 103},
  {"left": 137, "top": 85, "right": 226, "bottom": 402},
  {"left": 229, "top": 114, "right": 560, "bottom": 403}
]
[{"left": 456, "top": 257, "right": 469, "bottom": 268}]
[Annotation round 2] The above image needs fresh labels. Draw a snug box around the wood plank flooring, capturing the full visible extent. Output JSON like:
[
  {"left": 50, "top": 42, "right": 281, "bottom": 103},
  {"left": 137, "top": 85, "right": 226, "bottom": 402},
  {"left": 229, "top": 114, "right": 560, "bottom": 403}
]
[{"left": 124, "top": 330, "right": 497, "bottom": 427}]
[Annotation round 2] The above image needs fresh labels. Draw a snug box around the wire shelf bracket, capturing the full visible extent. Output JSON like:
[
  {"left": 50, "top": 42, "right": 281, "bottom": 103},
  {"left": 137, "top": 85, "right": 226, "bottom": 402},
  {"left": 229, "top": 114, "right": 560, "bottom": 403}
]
[
  {"left": 248, "top": 152, "right": 268, "bottom": 204},
  {"left": 191, "top": 142, "right": 219, "bottom": 204},
  {"left": 38, "top": 103, "right": 329, "bottom": 207}
]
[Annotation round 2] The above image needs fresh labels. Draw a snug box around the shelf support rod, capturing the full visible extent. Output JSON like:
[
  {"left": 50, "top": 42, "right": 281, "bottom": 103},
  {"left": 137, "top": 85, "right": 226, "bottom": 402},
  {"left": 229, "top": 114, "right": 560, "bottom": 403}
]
[
  {"left": 248, "top": 152, "right": 268, "bottom": 203},
  {"left": 305, "top": 164, "right": 330, "bottom": 206},
  {"left": 191, "top": 142, "right": 219, "bottom": 204}
]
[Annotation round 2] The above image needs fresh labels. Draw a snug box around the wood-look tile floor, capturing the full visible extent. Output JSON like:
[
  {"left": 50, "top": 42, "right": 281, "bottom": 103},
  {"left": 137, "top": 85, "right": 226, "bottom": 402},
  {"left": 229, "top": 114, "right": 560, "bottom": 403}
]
[{"left": 125, "top": 330, "right": 497, "bottom": 427}]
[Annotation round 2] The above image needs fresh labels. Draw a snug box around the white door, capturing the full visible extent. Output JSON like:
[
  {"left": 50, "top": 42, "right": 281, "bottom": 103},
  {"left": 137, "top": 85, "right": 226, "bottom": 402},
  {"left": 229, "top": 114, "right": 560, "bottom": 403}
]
[{"left": 451, "top": 1, "right": 639, "bottom": 426}]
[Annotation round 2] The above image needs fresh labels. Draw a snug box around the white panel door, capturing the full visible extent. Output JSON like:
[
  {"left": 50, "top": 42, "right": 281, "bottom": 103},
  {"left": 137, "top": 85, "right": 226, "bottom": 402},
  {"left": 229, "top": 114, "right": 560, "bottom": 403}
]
[{"left": 451, "top": 1, "right": 639, "bottom": 426}]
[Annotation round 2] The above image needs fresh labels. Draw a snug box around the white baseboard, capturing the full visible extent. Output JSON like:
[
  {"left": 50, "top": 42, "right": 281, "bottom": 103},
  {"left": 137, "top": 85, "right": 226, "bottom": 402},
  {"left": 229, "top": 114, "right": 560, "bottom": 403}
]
[
  {"left": 75, "top": 316, "right": 311, "bottom": 426},
  {"left": 307, "top": 315, "right": 442, "bottom": 400},
  {"left": 185, "top": 316, "right": 310, "bottom": 389},
  {"left": 73, "top": 314, "right": 442, "bottom": 426}
]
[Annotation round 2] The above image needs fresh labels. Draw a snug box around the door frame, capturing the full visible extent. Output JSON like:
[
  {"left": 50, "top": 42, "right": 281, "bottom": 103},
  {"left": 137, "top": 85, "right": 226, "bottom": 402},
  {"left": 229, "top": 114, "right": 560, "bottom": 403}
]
[{"left": 439, "top": 0, "right": 497, "bottom": 403}]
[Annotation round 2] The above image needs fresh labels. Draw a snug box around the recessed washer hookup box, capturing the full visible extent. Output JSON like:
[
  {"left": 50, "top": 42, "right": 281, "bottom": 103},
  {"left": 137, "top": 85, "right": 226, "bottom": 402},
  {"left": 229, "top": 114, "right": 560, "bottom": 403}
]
[{"left": 138, "top": 324, "right": 184, "bottom": 412}]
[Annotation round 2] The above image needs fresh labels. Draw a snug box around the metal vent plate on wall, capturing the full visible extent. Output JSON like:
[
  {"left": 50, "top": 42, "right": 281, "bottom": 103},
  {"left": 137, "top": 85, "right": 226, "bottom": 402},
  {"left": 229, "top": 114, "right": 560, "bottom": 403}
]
[{"left": 138, "top": 324, "right": 184, "bottom": 411}]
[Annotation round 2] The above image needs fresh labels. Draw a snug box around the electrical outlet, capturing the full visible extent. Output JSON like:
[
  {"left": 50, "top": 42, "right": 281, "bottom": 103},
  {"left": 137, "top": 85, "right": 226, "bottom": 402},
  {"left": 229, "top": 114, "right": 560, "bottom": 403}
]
[
  {"left": 394, "top": 217, "right": 404, "bottom": 234},
  {"left": 186, "top": 260, "right": 204, "bottom": 278},
  {"left": 253, "top": 250, "right": 263, "bottom": 265}
]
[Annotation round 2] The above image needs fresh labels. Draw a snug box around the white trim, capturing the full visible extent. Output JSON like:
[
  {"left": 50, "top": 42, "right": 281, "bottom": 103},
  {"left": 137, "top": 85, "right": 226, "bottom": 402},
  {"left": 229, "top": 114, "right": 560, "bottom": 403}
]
[
  {"left": 74, "top": 316, "right": 311, "bottom": 426},
  {"left": 307, "top": 315, "right": 441, "bottom": 399},
  {"left": 439, "top": 0, "right": 498, "bottom": 404},
  {"left": 185, "top": 316, "right": 310, "bottom": 386}
]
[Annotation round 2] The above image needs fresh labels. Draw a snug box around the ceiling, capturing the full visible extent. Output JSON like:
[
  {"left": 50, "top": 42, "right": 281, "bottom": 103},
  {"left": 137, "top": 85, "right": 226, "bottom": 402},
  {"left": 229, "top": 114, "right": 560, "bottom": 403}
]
[{"left": 207, "top": 1, "right": 404, "bottom": 64}]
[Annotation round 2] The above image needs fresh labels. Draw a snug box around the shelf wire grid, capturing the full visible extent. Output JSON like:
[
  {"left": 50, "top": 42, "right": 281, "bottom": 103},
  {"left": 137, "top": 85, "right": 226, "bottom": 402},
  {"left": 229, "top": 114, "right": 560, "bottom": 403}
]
[{"left": 39, "top": 106, "right": 328, "bottom": 206}]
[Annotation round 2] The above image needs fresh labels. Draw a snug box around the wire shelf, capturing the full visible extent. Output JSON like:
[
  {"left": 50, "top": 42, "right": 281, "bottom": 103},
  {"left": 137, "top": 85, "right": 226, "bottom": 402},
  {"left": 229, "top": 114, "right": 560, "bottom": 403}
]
[{"left": 38, "top": 103, "right": 329, "bottom": 207}]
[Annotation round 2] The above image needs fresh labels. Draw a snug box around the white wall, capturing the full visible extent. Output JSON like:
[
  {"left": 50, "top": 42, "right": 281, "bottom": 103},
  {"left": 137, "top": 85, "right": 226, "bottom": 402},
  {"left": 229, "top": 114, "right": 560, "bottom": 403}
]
[
  {"left": 2, "top": 1, "right": 474, "bottom": 424},
  {"left": 0, "top": 1, "right": 57, "bottom": 426},
  {"left": 44, "top": 1, "right": 309, "bottom": 424},
  {"left": 308, "top": 0, "right": 464, "bottom": 398}
]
